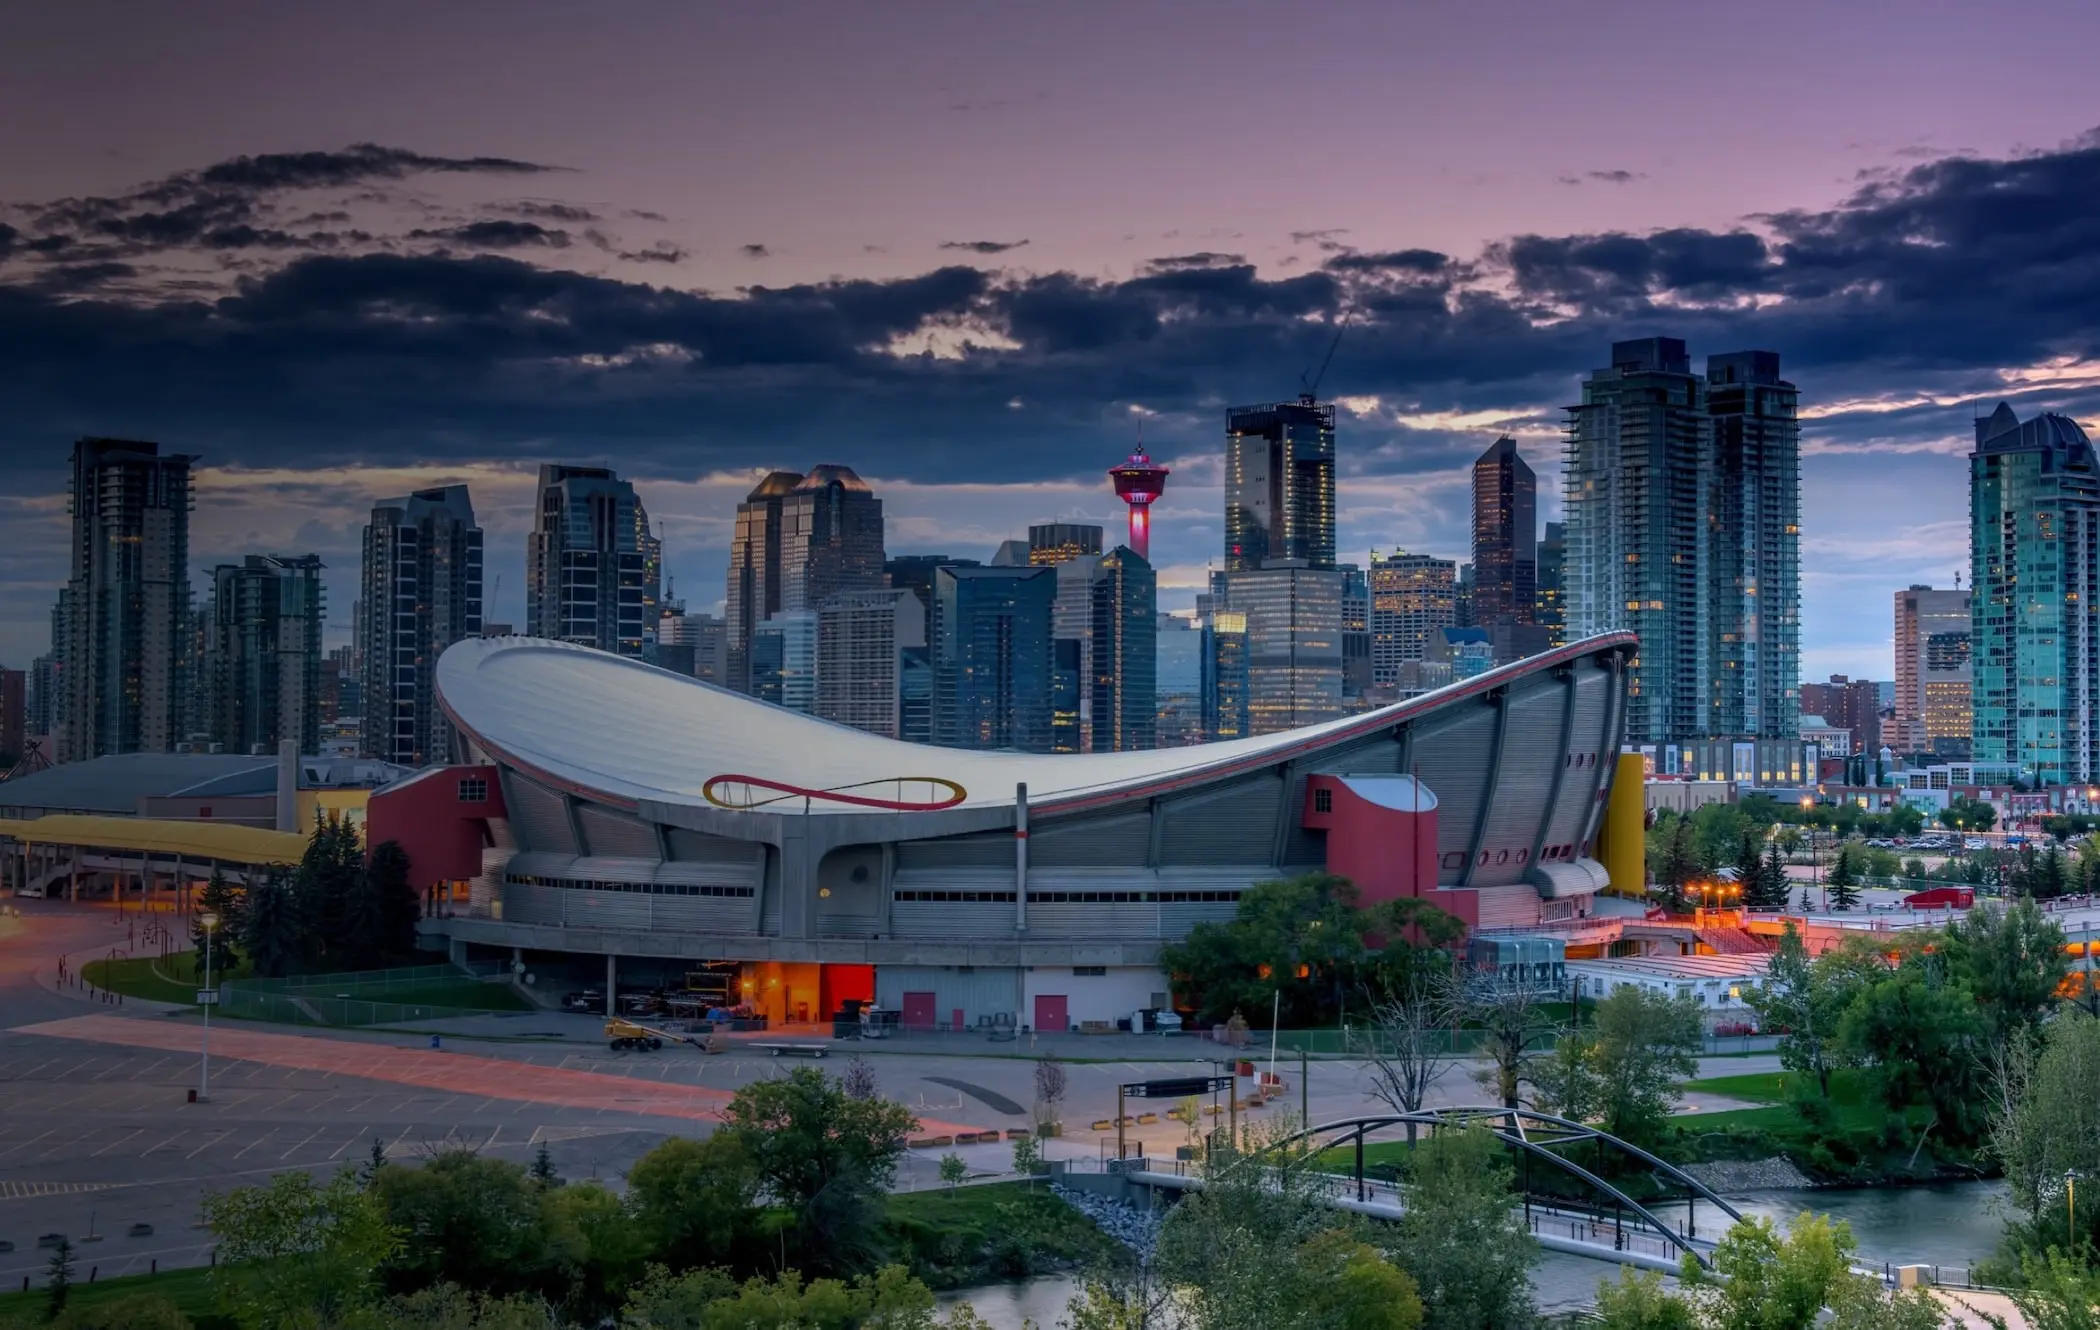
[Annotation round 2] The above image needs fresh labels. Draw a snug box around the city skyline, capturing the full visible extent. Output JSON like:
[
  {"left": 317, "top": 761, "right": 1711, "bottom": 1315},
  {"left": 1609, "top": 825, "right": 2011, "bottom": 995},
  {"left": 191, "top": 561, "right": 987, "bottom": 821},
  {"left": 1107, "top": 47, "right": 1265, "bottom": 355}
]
[{"left": 9, "top": 12, "right": 2100, "bottom": 679}]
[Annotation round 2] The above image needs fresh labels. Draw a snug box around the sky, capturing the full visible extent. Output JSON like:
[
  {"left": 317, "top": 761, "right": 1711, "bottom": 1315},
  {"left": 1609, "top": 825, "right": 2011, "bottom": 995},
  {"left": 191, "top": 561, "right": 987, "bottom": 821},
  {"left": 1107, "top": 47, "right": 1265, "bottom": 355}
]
[{"left": 5, "top": 0, "right": 2100, "bottom": 679}]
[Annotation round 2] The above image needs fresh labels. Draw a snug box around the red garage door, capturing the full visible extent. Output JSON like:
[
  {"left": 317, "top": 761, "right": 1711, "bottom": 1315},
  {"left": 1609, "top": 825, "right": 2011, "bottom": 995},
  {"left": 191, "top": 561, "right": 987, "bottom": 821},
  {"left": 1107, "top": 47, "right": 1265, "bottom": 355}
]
[
  {"left": 1033, "top": 994, "right": 1068, "bottom": 1033},
  {"left": 901, "top": 991, "right": 937, "bottom": 1030}
]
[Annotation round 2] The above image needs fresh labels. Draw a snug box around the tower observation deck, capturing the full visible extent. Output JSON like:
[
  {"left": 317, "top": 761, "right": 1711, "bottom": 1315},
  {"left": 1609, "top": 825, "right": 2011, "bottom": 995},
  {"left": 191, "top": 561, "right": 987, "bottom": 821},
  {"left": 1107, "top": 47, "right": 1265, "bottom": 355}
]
[{"left": 1108, "top": 447, "right": 1170, "bottom": 560}]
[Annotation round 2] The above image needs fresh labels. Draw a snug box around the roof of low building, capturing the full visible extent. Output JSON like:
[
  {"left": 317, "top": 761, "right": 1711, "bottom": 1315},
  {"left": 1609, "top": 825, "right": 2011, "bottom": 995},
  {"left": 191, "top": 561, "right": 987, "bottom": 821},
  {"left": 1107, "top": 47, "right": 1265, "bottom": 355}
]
[
  {"left": 6, "top": 814, "right": 308, "bottom": 865},
  {"left": 1565, "top": 953, "right": 1771, "bottom": 981},
  {"left": 0, "top": 753, "right": 275, "bottom": 815}
]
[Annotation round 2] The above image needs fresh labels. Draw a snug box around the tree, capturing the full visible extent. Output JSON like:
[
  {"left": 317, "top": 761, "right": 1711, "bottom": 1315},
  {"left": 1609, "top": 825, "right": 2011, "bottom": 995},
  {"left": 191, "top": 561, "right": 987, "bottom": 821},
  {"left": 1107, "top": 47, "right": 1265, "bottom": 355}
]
[
  {"left": 1943, "top": 896, "right": 2069, "bottom": 1051},
  {"left": 202, "top": 1167, "right": 402, "bottom": 1329},
  {"left": 1387, "top": 1124, "right": 1536, "bottom": 1330},
  {"left": 1991, "top": 1013, "right": 2100, "bottom": 1255},
  {"left": 240, "top": 866, "right": 302, "bottom": 979},
  {"left": 1749, "top": 922, "right": 1837, "bottom": 1099},
  {"left": 1358, "top": 965, "right": 1452, "bottom": 1130},
  {"left": 36, "top": 1293, "right": 197, "bottom": 1330},
  {"left": 1033, "top": 1054, "right": 1068, "bottom": 1133},
  {"left": 624, "top": 1133, "right": 762, "bottom": 1271},
  {"left": 1653, "top": 816, "right": 1699, "bottom": 911},
  {"left": 530, "top": 1141, "right": 561, "bottom": 1189},
  {"left": 1746, "top": 842, "right": 1791, "bottom": 911},
  {"left": 44, "top": 1235, "right": 73, "bottom": 1322},
  {"left": 1680, "top": 1212, "right": 1858, "bottom": 1330},
  {"left": 1834, "top": 954, "right": 1985, "bottom": 1131},
  {"left": 841, "top": 1054, "right": 879, "bottom": 1102},
  {"left": 345, "top": 838, "right": 420, "bottom": 968},
  {"left": 1160, "top": 872, "right": 1375, "bottom": 1026},
  {"left": 619, "top": 1264, "right": 987, "bottom": 1330},
  {"left": 1594, "top": 1268, "right": 1696, "bottom": 1330},
  {"left": 2004, "top": 1250, "right": 2100, "bottom": 1330},
  {"left": 292, "top": 814, "right": 364, "bottom": 971},
  {"left": 372, "top": 1149, "right": 550, "bottom": 1297},
  {"left": 937, "top": 1153, "right": 966, "bottom": 1190},
  {"left": 373, "top": 1284, "right": 567, "bottom": 1330},
  {"left": 718, "top": 1067, "right": 917, "bottom": 1272},
  {"left": 190, "top": 868, "right": 245, "bottom": 978},
  {"left": 1536, "top": 988, "right": 1702, "bottom": 1146},
  {"left": 1826, "top": 847, "right": 1861, "bottom": 911},
  {"left": 360, "top": 1135, "right": 389, "bottom": 1187},
  {"left": 1943, "top": 797, "right": 1998, "bottom": 834},
  {"left": 1441, "top": 968, "right": 1552, "bottom": 1109},
  {"left": 1154, "top": 1124, "right": 1424, "bottom": 1330},
  {"left": 537, "top": 1180, "right": 647, "bottom": 1315}
]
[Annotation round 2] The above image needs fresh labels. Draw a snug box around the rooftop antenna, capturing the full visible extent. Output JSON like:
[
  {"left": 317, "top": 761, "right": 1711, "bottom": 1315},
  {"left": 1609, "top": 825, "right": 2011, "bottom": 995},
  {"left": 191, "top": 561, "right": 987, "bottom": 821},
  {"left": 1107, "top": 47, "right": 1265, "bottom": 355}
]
[{"left": 1300, "top": 320, "right": 1346, "bottom": 401}]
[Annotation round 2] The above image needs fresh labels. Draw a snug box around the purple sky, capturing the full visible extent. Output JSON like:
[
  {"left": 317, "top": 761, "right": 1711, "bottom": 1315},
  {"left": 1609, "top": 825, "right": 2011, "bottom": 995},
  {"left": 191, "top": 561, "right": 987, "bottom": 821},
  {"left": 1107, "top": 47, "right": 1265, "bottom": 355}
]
[{"left": 5, "top": 0, "right": 2100, "bottom": 678}]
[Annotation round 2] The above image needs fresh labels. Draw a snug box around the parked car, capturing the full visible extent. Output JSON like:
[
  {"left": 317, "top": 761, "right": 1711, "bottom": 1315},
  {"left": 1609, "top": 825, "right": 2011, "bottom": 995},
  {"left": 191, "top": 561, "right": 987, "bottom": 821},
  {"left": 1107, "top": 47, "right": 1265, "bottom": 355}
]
[{"left": 1965, "top": 838, "right": 1989, "bottom": 850}]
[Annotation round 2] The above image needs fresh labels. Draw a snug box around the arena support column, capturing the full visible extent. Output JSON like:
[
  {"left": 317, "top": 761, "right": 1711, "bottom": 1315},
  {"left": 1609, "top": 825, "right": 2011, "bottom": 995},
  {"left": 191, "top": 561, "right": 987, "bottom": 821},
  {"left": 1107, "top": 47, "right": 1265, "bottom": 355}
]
[{"left": 1014, "top": 783, "right": 1029, "bottom": 934}]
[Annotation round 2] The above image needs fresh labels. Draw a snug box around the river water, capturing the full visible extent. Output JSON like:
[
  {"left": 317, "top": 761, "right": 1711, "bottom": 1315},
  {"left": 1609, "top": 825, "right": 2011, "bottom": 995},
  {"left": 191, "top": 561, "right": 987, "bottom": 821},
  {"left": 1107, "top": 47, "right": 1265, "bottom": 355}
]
[{"left": 944, "top": 1180, "right": 2011, "bottom": 1328}]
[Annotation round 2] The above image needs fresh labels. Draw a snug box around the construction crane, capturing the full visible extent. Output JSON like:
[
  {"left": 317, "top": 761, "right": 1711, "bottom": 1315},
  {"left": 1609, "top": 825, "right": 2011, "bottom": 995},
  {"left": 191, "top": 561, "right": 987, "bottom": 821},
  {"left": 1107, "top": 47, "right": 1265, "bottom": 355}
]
[{"left": 1299, "top": 321, "right": 1346, "bottom": 402}]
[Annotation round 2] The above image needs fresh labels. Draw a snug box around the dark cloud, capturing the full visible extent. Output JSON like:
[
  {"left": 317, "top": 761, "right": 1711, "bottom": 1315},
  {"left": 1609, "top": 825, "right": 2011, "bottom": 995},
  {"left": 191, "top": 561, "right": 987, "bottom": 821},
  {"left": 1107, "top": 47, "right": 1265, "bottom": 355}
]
[
  {"left": 1291, "top": 228, "right": 1349, "bottom": 245},
  {"left": 939, "top": 239, "right": 1029, "bottom": 255},
  {"left": 504, "top": 201, "right": 598, "bottom": 222},
  {"left": 623, "top": 209, "right": 669, "bottom": 222},
  {"left": 1143, "top": 252, "right": 1247, "bottom": 273},
  {"left": 194, "top": 144, "right": 558, "bottom": 192},
  {"left": 618, "top": 242, "right": 686, "bottom": 264},
  {"left": 5, "top": 130, "right": 2100, "bottom": 511},
  {"left": 1324, "top": 249, "right": 1451, "bottom": 274},
  {"left": 0, "top": 223, "right": 14, "bottom": 262},
  {"left": 740, "top": 244, "right": 770, "bottom": 258},
  {"left": 32, "top": 261, "right": 137, "bottom": 293},
  {"left": 410, "top": 220, "right": 571, "bottom": 249},
  {"left": 1555, "top": 169, "right": 1645, "bottom": 186}
]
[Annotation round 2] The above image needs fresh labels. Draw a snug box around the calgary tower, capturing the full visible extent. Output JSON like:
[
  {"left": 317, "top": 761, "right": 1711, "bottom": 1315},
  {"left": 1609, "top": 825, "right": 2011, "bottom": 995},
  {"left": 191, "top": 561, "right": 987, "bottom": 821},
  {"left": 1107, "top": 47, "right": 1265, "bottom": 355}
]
[{"left": 1108, "top": 444, "right": 1169, "bottom": 561}]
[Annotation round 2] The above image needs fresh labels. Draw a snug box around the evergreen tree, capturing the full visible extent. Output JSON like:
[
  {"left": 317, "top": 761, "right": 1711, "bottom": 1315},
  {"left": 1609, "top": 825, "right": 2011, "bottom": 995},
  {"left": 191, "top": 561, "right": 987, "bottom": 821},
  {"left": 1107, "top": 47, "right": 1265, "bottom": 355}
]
[
  {"left": 1826, "top": 847, "right": 1860, "bottom": 911},
  {"left": 366, "top": 839, "right": 421, "bottom": 961},
  {"left": 45, "top": 1235, "right": 73, "bottom": 1320},
  {"left": 359, "top": 1136, "right": 388, "bottom": 1188},
  {"left": 2040, "top": 844, "right": 2069, "bottom": 899},
  {"left": 191, "top": 868, "right": 246, "bottom": 979},
  {"left": 243, "top": 866, "right": 303, "bottom": 978},
  {"left": 293, "top": 815, "right": 363, "bottom": 971},
  {"left": 1655, "top": 818, "right": 1698, "bottom": 911},
  {"left": 530, "top": 1141, "right": 561, "bottom": 1189},
  {"left": 1799, "top": 886, "right": 1815, "bottom": 912},
  {"left": 1755, "top": 841, "right": 1791, "bottom": 910}
]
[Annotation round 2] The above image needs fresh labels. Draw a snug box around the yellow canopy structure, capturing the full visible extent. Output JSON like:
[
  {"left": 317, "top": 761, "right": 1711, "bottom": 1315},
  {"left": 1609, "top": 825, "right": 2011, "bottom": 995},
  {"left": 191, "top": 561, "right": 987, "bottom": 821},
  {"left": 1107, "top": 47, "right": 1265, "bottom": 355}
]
[{"left": 4, "top": 815, "right": 308, "bottom": 866}]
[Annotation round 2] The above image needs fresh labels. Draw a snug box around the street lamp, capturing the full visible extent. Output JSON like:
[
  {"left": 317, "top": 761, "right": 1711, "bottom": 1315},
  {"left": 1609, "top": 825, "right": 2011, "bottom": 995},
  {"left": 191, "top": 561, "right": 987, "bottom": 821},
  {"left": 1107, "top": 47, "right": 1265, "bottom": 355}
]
[{"left": 197, "top": 911, "right": 219, "bottom": 1103}]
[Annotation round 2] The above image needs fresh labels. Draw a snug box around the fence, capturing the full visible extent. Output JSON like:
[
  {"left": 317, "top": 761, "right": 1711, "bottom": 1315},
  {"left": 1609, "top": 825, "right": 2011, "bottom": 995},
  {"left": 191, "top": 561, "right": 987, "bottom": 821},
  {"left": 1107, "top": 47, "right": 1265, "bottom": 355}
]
[{"left": 221, "top": 960, "right": 518, "bottom": 1028}]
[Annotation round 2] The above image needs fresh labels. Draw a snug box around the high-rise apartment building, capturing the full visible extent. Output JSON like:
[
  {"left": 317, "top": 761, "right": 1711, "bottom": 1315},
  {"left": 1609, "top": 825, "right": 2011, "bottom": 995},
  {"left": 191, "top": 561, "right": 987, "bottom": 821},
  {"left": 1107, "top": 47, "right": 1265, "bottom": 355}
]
[
  {"left": 206, "top": 554, "right": 326, "bottom": 756},
  {"left": 1368, "top": 552, "right": 1456, "bottom": 685},
  {"left": 1201, "top": 611, "right": 1250, "bottom": 741},
  {"left": 1471, "top": 437, "right": 1536, "bottom": 626},
  {"left": 724, "top": 471, "right": 804, "bottom": 693},
  {"left": 1088, "top": 548, "right": 1156, "bottom": 752},
  {"left": 1706, "top": 352, "right": 1802, "bottom": 737},
  {"left": 658, "top": 612, "right": 727, "bottom": 684},
  {"left": 58, "top": 438, "right": 196, "bottom": 762},
  {"left": 816, "top": 588, "right": 925, "bottom": 738},
  {"left": 1027, "top": 523, "right": 1103, "bottom": 567},
  {"left": 1970, "top": 402, "right": 2100, "bottom": 783},
  {"left": 1225, "top": 397, "right": 1336, "bottom": 572},
  {"left": 1535, "top": 521, "right": 1566, "bottom": 647},
  {"left": 1564, "top": 338, "right": 1799, "bottom": 745},
  {"left": 526, "top": 464, "right": 646, "bottom": 658},
  {"left": 932, "top": 565, "right": 1056, "bottom": 752},
  {"left": 358, "top": 485, "right": 482, "bottom": 766},
  {"left": 1155, "top": 616, "right": 1204, "bottom": 747},
  {"left": 1231, "top": 563, "right": 1344, "bottom": 735},
  {"left": 779, "top": 465, "right": 886, "bottom": 613},
  {"left": 1893, "top": 585, "right": 1972, "bottom": 757},
  {"left": 28, "top": 654, "right": 57, "bottom": 743},
  {"left": 886, "top": 555, "right": 976, "bottom": 615}
]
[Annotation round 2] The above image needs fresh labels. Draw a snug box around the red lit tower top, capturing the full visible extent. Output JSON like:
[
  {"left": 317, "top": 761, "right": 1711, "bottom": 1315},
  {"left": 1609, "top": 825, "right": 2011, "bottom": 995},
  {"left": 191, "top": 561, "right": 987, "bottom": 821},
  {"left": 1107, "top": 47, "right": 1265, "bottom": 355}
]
[{"left": 1108, "top": 446, "right": 1169, "bottom": 561}]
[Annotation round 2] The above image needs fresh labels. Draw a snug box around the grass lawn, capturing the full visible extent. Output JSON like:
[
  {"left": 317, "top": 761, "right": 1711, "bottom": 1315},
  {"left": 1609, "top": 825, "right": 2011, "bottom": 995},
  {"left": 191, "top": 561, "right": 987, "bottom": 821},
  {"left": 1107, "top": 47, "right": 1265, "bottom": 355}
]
[
  {"left": 83, "top": 955, "right": 251, "bottom": 1005},
  {"left": 304, "top": 978, "right": 532, "bottom": 1012},
  {"left": 0, "top": 1263, "right": 232, "bottom": 1329}
]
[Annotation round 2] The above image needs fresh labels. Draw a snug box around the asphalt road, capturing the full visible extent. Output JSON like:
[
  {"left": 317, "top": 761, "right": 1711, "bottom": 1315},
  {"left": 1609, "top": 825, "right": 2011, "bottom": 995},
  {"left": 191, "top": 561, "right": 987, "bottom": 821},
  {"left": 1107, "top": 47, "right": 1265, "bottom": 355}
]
[{"left": 0, "top": 898, "right": 1779, "bottom": 1285}]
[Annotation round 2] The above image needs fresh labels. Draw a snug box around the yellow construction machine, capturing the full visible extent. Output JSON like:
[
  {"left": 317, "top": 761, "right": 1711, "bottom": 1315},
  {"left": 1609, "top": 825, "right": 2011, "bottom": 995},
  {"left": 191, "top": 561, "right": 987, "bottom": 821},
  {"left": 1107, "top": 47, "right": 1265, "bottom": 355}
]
[{"left": 603, "top": 1018, "right": 719, "bottom": 1053}]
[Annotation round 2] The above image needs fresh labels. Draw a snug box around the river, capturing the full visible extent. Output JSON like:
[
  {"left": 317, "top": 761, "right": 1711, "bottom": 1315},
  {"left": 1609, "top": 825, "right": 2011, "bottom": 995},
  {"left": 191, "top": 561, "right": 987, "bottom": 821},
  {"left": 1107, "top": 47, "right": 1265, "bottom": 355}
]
[{"left": 943, "top": 1180, "right": 2011, "bottom": 1328}]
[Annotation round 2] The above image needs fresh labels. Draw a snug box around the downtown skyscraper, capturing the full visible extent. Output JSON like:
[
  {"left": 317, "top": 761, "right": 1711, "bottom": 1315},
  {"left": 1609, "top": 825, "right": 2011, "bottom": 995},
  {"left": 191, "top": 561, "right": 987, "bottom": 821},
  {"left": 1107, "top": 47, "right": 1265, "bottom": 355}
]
[
  {"left": 358, "top": 485, "right": 482, "bottom": 766},
  {"left": 1970, "top": 402, "right": 2100, "bottom": 784},
  {"left": 1470, "top": 436, "right": 1536, "bottom": 627},
  {"left": 1225, "top": 396, "right": 1336, "bottom": 572},
  {"left": 526, "top": 464, "right": 647, "bottom": 658},
  {"left": 204, "top": 554, "right": 326, "bottom": 756},
  {"left": 1563, "top": 338, "right": 1799, "bottom": 746},
  {"left": 57, "top": 438, "right": 196, "bottom": 762},
  {"left": 724, "top": 471, "right": 803, "bottom": 694},
  {"left": 1893, "top": 585, "right": 1972, "bottom": 758}
]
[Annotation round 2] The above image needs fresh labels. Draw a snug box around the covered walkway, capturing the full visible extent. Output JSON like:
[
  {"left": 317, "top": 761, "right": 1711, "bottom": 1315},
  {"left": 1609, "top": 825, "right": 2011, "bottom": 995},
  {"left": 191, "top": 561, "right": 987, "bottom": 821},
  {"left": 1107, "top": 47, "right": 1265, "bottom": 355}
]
[{"left": 1, "top": 814, "right": 308, "bottom": 903}]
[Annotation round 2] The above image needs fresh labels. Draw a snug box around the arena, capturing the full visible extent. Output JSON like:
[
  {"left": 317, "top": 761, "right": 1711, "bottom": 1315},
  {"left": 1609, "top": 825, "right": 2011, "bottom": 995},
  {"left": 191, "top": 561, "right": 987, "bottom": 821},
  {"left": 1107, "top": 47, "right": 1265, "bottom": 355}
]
[{"left": 387, "top": 631, "right": 1640, "bottom": 1031}]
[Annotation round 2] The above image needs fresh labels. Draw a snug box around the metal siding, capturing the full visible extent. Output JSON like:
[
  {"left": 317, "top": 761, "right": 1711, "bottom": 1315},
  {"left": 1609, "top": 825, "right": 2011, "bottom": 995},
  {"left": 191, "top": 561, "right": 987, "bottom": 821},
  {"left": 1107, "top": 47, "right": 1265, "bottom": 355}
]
[
  {"left": 562, "top": 891, "right": 653, "bottom": 931},
  {"left": 1412, "top": 703, "right": 1495, "bottom": 885},
  {"left": 665, "top": 827, "right": 758, "bottom": 864},
  {"left": 1027, "top": 901, "right": 1158, "bottom": 938},
  {"left": 503, "top": 774, "right": 577, "bottom": 854},
  {"left": 895, "top": 833, "right": 1012, "bottom": 872},
  {"left": 1027, "top": 811, "right": 1150, "bottom": 868},
  {"left": 1158, "top": 779, "right": 1278, "bottom": 865},
  {"left": 501, "top": 880, "right": 564, "bottom": 925},
  {"left": 890, "top": 902, "right": 1013, "bottom": 939},
  {"left": 575, "top": 804, "right": 661, "bottom": 859},
  {"left": 1473, "top": 884, "right": 1539, "bottom": 928},
  {"left": 1540, "top": 667, "right": 1612, "bottom": 852},
  {"left": 875, "top": 966, "right": 1022, "bottom": 1026},
  {"left": 653, "top": 894, "right": 761, "bottom": 934},
  {"left": 1160, "top": 900, "right": 1241, "bottom": 936},
  {"left": 1473, "top": 682, "right": 1564, "bottom": 886}
]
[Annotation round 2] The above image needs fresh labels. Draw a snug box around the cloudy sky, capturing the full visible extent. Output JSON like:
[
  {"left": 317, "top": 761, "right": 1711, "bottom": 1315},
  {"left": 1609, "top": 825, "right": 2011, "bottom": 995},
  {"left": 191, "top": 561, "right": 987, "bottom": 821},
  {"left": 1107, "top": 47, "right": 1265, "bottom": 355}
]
[{"left": 5, "top": 0, "right": 2100, "bottom": 679}]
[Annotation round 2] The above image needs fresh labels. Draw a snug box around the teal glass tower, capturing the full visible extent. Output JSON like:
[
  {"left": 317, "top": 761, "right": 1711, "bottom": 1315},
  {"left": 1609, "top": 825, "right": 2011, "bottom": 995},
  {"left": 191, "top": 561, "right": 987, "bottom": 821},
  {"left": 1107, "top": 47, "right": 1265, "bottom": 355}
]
[{"left": 1970, "top": 402, "right": 2100, "bottom": 784}]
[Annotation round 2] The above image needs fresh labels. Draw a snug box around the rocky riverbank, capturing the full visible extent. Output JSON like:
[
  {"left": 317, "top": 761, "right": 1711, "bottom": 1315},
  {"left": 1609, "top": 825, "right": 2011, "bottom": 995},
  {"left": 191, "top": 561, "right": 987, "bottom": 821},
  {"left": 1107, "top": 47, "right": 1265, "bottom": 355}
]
[
  {"left": 1052, "top": 1186, "right": 1163, "bottom": 1255},
  {"left": 1680, "top": 1157, "right": 1815, "bottom": 1191}
]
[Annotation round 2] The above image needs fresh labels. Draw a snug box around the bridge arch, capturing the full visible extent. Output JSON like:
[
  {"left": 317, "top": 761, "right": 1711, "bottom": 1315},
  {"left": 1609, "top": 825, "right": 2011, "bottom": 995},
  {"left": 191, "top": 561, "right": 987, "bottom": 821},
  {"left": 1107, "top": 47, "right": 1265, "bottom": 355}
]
[{"left": 1247, "top": 1106, "right": 1744, "bottom": 1268}]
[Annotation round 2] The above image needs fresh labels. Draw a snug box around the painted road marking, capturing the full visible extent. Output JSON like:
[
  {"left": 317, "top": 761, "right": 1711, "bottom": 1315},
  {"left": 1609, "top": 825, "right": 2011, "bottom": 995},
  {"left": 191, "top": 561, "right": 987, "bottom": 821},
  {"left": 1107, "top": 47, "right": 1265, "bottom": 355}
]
[
  {"left": 88, "top": 1127, "right": 147, "bottom": 1158},
  {"left": 187, "top": 1130, "right": 233, "bottom": 1160},
  {"left": 281, "top": 1127, "right": 327, "bottom": 1160}
]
